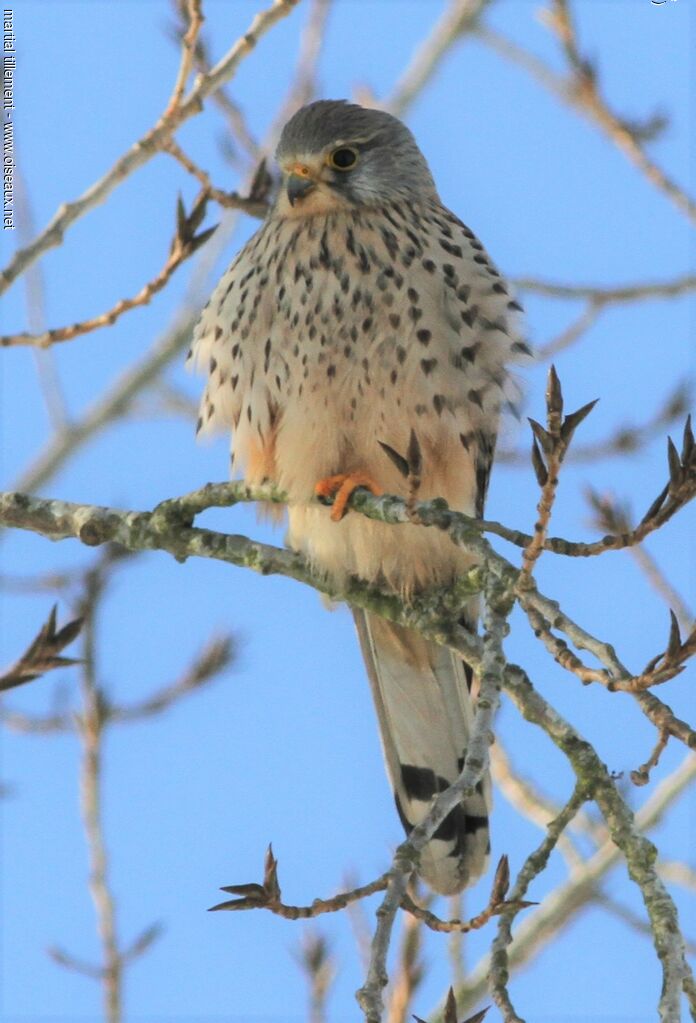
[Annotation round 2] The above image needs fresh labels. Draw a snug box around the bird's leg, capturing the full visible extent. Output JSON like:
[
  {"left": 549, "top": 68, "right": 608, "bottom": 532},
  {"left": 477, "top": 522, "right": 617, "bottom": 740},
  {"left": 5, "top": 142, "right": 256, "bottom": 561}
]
[{"left": 314, "top": 472, "right": 384, "bottom": 521}]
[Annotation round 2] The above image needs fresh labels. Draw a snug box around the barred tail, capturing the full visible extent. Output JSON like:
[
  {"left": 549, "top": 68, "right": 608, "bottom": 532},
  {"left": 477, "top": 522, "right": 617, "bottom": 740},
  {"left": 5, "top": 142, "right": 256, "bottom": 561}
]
[{"left": 353, "top": 609, "right": 490, "bottom": 895}]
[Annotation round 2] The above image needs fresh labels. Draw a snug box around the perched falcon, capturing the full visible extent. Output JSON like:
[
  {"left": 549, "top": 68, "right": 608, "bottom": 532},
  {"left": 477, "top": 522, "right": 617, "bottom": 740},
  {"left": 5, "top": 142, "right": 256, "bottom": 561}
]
[{"left": 189, "top": 101, "right": 528, "bottom": 895}]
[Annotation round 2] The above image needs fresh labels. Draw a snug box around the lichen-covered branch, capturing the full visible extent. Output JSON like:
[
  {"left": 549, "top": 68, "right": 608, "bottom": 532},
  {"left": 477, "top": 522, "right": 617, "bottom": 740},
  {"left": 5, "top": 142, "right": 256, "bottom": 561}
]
[{"left": 503, "top": 667, "right": 694, "bottom": 1021}]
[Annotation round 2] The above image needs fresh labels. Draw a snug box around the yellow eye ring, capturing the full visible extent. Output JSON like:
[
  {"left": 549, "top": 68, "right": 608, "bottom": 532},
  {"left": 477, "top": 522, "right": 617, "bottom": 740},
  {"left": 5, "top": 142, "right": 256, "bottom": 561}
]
[{"left": 328, "top": 146, "right": 359, "bottom": 171}]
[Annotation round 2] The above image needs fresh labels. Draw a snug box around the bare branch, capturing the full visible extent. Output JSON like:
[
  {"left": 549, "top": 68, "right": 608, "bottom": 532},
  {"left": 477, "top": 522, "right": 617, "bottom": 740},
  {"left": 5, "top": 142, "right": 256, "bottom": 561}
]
[
  {"left": 0, "top": 0, "right": 300, "bottom": 296},
  {"left": 383, "top": 0, "right": 496, "bottom": 117},
  {"left": 1, "top": 193, "right": 216, "bottom": 348},
  {"left": 163, "top": 140, "right": 272, "bottom": 218},
  {"left": 163, "top": 0, "right": 204, "bottom": 120}
]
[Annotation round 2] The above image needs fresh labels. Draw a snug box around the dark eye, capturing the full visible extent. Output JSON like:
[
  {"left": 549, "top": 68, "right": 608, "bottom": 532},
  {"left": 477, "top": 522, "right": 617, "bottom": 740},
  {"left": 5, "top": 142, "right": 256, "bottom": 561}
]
[{"left": 329, "top": 147, "right": 358, "bottom": 171}]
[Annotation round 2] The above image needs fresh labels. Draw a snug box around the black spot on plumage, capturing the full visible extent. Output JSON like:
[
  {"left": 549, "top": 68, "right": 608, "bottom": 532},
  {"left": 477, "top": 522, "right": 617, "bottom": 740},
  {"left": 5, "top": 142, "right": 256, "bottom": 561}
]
[
  {"left": 459, "top": 431, "right": 473, "bottom": 451},
  {"left": 396, "top": 346, "right": 407, "bottom": 364},
  {"left": 475, "top": 456, "right": 492, "bottom": 517},
  {"left": 439, "top": 239, "right": 464, "bottom": 258},
  {"left": 492, "top": 281, "right": 507, "bottom": 295},
  {"left": 401, "top": 764, "right": 440, "bottom": 801},
  {"left": 358, "top": 247, "right": 371, "bottom": 273},
  {"left": 362, "top": 317, "right": 373, "bottom": 334},
  {"left": 209, "top": 357, "right": 217, "bottom": 373},
  {"left": 433, "top": 394, "right": 446, "bottom": 415},
  {"left": 346, "top": 227, "right": 356, "bottom": 255},
  {"left": 468, "top": 388, "right": 484, "bottom": 409},
  {"left": 422, "top": 258, "right": 436, "bottom": 273},
  {"left": 196, "top": 415, "right": 203, "bottom": 434},
  {"left": 327, "top": 364, "right": 336, "bottom": 378},
  {"left": 457, "top": 285, "right": 470, "bottom": 303},
  {"left": 461, "top": 343, "right": 480, "bottom": 363},
  {"left": 389, "top": 313, "right": 401, "bottom": 329},
  {"left": 421, "top": 358, "right": 437, "bottom": 376},
  {"left": 246, "top": 405, "right": 252, "bottom": 423},
  {"left": 464, "top": 815, "right": 488, "bottom": 834},
  {"left": 417, "top": 328, "right": 431, "bottom": 346},
  {"left": 380, "top": 227, "right": 399, "bottom": 259},
  {"left": 473, "top": 254, "right": 487, "bottom": 265},
  {"left": 408, "top": 306, "right": 423, "bottom": 323},
  {"left": 390, "top": 369, "right": 398, "bottom": 385},
  {"left": 512, "top": 340, "right": 533, "bottom": 356},
  {"left": 214, "top": 326, "right": 223, "bottom": 340},
  {"left": 231, "top": 375, "right": 239, "bottom": 390},
  {"left": 508, "top": 299, "right": 524, "bottom": 312},
  {"left": 461, "top": 306, "right": 478, "bottom": 329},
  {"left": 482, "top": 316, "right": 507, "bottom": 333},
  {"left": 407, "top": 287, "right": 419, "bottom": 303}
]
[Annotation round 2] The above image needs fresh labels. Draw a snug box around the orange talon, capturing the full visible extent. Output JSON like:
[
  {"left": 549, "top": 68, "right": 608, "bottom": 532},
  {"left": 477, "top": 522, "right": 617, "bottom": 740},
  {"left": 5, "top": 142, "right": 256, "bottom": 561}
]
[{"left": 314, "top": 472, "right": 384, "bottom": 521}]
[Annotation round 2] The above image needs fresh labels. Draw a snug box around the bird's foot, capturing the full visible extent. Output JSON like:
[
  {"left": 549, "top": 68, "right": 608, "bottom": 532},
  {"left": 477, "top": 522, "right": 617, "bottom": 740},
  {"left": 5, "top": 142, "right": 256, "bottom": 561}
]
[{"left": 314, "top": 472, "right": 384, "bottom": 521}]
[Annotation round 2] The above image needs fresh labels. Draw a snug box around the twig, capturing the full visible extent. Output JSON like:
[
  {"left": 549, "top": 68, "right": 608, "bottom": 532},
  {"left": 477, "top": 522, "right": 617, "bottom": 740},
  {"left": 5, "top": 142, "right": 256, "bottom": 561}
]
[
  {"left": 76, "top": 568, "right": 123, "bottom": 1022},
  {"left": 498, "top": 382, "right": 691, "bottom": 467},
  {"left": 0, "top": 605, "right": 82, "bottom": 692},
  {"left": 162, "top": 139, "right": 272, "bottom": 218},
  {"left": 512, "top": 272, "right": 696, "bottom": 304},
  {"left": 503, "top": 667, "right": 694, "bottom": 1021},
  {"left": 489, "top": 782, "right": 589, "bottom": 1022},
  {"left": 170, "top": 0, "right": 261, "bottom": 164},
  {"left": 0, "top": 0, "right": 300, "bottom": 296},
  {"left": 387, "top": 890, "right": 426, "bottom": 1023},
  {"left": 210, "top": 846, "right": 389, "bottom": 916},
  {"left": 545, "top": 0, "right": 696, "bottom": 224},
  {"left": 401, "top": 857, "right": 533, "bottom": 935},
  {"left": 477, "top": 8, "right": 696, "bottom": 224},
  {"left": 445, "top": 750, "right": 696, "bottom": 1015},
  {"left": 490, "top": 740, "right": 602, "bottom": 869},
  {"left": 631, "top": 728, "right": 671, "bottom": 787},
  {"left": 1, "top": 193, "right": 215, "bottom": 348},
  {"left": 295, "top": 930, "right": 335, "bottom": 1023},
  {"left": 14, "top": 161, "right": 70, "bottom": 427},
  {"left": 535, "top": 300, "right": 601, "bottom": 359},
  {"left": 13, "top": 316, "right": 195, "bottom": 493},
  {"left": 162, "top": 0, "right": 204, "bottom": 120},
  {"left": 586, "top": 489, "right": 694, "bottom": 633},
  {"left": 383, "top": 0, "right": 496, "bottom": 117}
]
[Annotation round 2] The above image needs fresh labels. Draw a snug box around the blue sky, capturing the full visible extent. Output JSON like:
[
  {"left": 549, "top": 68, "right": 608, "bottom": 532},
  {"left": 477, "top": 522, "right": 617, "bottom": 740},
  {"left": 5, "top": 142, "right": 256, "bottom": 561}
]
[{"left": 1, "top": 1, "right": 694, "bottom": 1021}]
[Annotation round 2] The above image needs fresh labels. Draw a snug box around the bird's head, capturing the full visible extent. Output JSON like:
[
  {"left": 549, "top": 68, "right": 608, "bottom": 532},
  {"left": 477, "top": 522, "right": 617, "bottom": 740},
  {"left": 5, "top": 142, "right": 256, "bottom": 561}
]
[{"left": 274, "top": 100, "right": 438, "bottom": 218}]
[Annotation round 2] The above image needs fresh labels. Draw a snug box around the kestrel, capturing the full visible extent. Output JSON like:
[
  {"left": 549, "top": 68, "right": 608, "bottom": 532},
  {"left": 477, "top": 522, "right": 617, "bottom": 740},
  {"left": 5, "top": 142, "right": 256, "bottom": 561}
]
[{"left": 189, "top": 101, "right": 528, "bottom": 894}]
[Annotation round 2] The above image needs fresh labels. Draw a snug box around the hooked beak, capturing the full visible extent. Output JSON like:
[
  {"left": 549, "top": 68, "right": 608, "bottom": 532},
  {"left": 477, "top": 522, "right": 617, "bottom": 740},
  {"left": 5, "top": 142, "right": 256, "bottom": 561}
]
[{"left": 286, "top": 173, "right": 317, "bottom": 206}]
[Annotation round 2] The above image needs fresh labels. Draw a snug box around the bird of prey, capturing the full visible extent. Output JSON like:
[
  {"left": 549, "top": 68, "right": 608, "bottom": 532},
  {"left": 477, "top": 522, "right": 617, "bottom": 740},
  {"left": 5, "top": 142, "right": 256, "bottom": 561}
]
[{"left": 189, "top": 101, "right": 528, "bottom": 895}]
